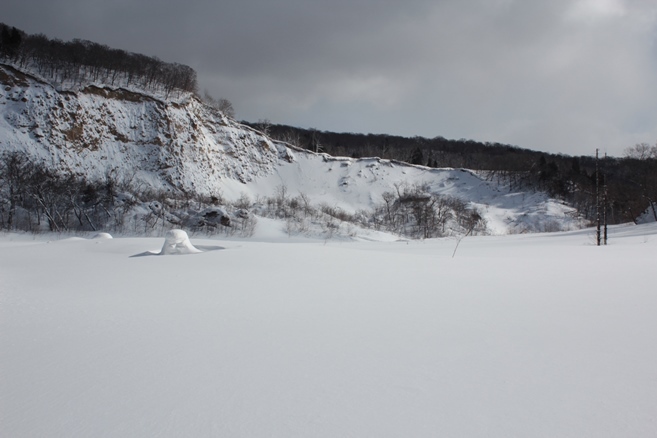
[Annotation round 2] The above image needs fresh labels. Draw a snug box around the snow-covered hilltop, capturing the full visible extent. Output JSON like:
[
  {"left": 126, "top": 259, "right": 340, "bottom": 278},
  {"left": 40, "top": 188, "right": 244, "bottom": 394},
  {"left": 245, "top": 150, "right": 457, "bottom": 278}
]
[{"left": 0, "top": 63, "right": 586, "bottom": 236}]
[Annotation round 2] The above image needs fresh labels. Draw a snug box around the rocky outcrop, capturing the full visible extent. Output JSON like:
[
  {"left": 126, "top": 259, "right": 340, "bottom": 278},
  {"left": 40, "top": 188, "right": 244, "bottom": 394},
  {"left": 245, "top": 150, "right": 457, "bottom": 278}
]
[{"left": 0, "top": 63, "right": 295, "bottom": 195}]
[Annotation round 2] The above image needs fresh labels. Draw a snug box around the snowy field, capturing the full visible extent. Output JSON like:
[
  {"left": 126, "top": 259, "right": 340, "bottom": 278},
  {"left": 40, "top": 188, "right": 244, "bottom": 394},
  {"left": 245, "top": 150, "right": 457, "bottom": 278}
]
[{"left": 1, "top": 223, "right": 656, "bottom": 437}]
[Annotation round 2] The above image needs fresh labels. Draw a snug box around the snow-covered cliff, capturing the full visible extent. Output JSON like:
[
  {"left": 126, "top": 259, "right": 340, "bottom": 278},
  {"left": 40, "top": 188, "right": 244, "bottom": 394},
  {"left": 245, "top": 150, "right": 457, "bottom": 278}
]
[
  {"left": 0, "top": 64, "right": 293, "bottom": 194},
  {"left": 0, "top": 63, "right": 586, "bottom": 235}
]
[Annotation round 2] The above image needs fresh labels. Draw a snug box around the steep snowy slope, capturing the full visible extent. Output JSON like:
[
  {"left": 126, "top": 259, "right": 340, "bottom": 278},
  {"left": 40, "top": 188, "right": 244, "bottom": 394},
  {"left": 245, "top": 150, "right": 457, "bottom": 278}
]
[
  {"left": 240, "top": 155, "right": 584, "bottom": 234},
  {"left": 0, "top": 63, "right": 585, "bottom": 234},
  {"left": 0, "top": 64, "right": 293, "bottom": 192}
]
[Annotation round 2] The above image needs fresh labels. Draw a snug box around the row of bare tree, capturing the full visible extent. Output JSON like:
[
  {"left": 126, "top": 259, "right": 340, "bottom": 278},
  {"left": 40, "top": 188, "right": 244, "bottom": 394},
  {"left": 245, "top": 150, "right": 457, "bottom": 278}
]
[
  {"left": 1, "top": 23, "right": 197, "bottom": 97},
  {"left": 0, "top": 152, "right": 488, "bottom": 239},
  {"left": 0, "top": 152, "right": 120, "bottom": 232}
]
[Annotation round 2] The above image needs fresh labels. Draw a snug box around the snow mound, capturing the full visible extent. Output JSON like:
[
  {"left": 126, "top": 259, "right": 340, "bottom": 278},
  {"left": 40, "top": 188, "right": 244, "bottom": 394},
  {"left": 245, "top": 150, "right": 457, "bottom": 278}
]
[
  {"left": 160, "top": 230, "right": 201, "bottom": 255},
  {"left": 92, "top": 232, "right": 113, "bottom": 239}
]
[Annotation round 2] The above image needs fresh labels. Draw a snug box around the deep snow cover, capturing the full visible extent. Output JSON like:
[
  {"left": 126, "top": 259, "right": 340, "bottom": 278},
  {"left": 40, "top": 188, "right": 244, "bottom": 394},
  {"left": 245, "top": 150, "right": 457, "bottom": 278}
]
[
  {"left": 1, "top": 224, "right": 656, "bottom": 437},
  {"left": 1, "top": 63, "right": 585, "bottom": 235}
]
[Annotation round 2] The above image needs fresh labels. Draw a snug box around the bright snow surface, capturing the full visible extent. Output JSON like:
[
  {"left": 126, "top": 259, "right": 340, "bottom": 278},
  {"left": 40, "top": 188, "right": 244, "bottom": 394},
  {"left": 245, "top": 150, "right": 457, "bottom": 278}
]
[{"left": 1, "top": 223, "right": 656, "bottom": 437}]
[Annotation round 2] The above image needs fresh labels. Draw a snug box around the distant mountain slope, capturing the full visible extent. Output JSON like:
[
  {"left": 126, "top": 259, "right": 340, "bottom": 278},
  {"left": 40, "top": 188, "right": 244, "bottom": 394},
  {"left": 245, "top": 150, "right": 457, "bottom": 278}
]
[{"left": 0, "top": 63, "right": 585, "bottom": 235}]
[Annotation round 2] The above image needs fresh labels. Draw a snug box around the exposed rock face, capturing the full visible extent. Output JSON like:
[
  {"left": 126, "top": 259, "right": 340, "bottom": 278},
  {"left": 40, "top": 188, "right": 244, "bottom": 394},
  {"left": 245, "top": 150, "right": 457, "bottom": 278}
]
[{"left": 0, "top": 64, "right": 295, "bottom": 195}]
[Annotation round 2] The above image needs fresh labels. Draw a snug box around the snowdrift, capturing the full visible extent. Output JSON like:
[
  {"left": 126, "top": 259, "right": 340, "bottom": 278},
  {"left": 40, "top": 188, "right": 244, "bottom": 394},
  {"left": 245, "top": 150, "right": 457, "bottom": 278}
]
[
  {"left": 1, "top": 225, "right": 656, "bottom": 437},
  {"left": 160, "top": 229, "right": 201, "bottom": 255}
]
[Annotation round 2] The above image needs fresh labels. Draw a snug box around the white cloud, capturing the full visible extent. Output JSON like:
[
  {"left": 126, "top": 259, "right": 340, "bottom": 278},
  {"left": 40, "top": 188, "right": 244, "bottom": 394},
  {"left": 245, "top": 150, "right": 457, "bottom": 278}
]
[{"left": 566, "top": 0, "right": 627, "bottom": 23}]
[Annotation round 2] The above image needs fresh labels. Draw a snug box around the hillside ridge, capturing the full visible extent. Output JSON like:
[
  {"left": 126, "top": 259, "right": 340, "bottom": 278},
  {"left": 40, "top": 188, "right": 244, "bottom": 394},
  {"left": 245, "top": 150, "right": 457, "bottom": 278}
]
[{"left": 1, "top": 61, "right": 586, "bottom": 236}]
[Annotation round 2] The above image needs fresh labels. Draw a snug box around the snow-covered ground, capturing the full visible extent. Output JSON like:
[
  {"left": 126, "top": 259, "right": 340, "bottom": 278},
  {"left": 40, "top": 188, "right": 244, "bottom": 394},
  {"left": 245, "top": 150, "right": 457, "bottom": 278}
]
[{"left": 2, "top": 223, "right": 656, "bottom": 437}]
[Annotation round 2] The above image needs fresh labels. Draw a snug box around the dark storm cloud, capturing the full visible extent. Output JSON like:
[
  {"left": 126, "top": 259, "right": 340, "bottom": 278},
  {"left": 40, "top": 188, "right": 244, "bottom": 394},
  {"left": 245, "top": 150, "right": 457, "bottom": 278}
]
[{"left": 4, "top": 0, "right": 657, "bottom": 156}]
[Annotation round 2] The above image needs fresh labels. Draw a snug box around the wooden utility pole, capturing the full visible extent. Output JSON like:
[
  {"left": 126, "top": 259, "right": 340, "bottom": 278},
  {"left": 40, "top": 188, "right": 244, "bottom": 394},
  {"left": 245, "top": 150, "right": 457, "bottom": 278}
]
[
  {"left": 603, "top": 152, "right": 608, "bottom": 245},
  {"left": 596, "top": 149, "right": 601, "bottom": 246}
]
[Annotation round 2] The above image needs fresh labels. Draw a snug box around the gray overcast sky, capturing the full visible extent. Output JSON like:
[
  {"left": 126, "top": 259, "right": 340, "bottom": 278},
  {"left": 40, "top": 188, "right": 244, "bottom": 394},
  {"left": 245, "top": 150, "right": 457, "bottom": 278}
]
[{"left": 4, "top": 0, "right": 657, "bottom": 156}]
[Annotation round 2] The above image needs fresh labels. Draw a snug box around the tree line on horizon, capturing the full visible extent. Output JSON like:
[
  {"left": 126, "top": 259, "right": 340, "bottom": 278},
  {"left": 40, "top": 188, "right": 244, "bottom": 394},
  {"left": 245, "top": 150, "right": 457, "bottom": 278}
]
[{"left": 0, "top": 23, "right": 197, "bottom": 97}]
